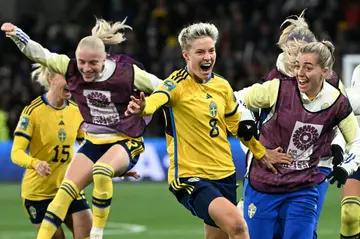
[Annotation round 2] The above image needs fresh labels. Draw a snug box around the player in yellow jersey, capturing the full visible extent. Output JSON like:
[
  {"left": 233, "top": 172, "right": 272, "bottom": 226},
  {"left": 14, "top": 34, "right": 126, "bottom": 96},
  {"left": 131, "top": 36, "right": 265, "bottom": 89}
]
[
  {"left": 11, "top": 64, "right": 92, "bottom": 239},
  {"left": 126, "top": 22, "right": 291, "bottom": 239},
  {"left": 2, "top": 19, "right": 162, "bottom": 239}
]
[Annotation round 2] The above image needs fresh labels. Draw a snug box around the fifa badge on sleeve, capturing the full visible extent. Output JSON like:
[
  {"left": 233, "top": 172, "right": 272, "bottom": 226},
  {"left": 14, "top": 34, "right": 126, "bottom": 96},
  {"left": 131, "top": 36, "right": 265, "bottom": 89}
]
[
  {"left": 164, "top": 80, "right": 176, "bottom": 92},
  {"left": 18, "top": 116, "right": 30, "bottom": 130}
]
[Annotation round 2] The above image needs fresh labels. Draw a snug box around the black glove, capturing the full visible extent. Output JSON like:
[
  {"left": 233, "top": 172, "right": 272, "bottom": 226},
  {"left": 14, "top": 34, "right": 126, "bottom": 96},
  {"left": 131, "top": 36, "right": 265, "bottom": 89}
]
[
  {"left": 326, "top": 166, "right": 348, "bottom": 188},
  {"left": 331, "top": 144, "right": 344, "bottom": 167},
  {"left": 237, "top": 120, "right": 259, "bottom": 141}
]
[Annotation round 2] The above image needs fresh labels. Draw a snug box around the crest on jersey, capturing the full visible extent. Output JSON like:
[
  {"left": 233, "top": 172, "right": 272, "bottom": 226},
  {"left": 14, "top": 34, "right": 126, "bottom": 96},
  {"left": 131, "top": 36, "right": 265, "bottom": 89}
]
[
  {"left": 18, "top": 116, "right": 30, "bottom": 130},
  {"left": 248, "top": 203, "right": 257, "bottom": 219},
  {"left": 209, "top": 101, "right": 218, "bottom": 118},
  {"left": 321, "top": 103, "right": 329, "bottom": 110},
  {"left": 164, "top": 80, "right": 176, "bottom": 92},
  {"left": 58, "top": 128, "right": 67, "bottom": 142},
  {"left": 29, "top": 205, "right": 37, "bottom": 219}
]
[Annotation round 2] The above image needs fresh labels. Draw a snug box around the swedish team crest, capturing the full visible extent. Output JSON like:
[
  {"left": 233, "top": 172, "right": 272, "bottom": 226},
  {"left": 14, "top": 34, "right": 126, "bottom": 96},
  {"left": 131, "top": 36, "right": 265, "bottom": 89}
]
[
  {"left": 164, "top": 80, "right": 176, "bottom": 92},
  {"left": 209, "top": 101, "right": 218, "bottom": 118},
  {"left": 18, "top": 116, "right": 30, "bottom": 130},
  {"left": 321, "top": 102, "right": 329, "bottom": 109},
  {"left": 29, "top": 205, "right": 37, "bottom": 219},
  {"left": 58, "top": 128, "right": 67, "bottom": 142},
  {"left": 248, "top": 203, "right": 257, "bottom": 219}
]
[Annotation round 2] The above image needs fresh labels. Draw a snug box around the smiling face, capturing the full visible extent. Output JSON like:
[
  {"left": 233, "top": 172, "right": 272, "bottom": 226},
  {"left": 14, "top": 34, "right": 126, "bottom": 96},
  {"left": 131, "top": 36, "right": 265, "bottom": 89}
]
[
  {"left": 76, "top": 48, "right": 106, "bottom": 82},
  {"left": 182, "top": 36, "right": 216, "bottom": 82},
  {"left": 294, "top": 52, "right": 329, "bottom": 97},
  {"left": 48, "top": 73, "right": 72, "bottom": 100}
]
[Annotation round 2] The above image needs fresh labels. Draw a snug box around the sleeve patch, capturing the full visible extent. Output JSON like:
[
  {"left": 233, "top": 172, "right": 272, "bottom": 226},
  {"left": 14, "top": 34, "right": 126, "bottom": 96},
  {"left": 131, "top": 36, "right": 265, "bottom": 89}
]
[
  {"left": 17, "top": 116, "right": 30, "bottom": 130},
  {"left": 164, "top": 80, "right": 176, "bottom": 92}
]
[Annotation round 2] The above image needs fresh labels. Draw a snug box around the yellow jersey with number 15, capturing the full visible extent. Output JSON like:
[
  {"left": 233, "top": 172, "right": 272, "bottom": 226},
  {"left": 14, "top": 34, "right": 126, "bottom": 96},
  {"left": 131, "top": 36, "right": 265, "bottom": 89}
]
[{"left": 13, "top": 94, "right": 84, "bottom": 200}]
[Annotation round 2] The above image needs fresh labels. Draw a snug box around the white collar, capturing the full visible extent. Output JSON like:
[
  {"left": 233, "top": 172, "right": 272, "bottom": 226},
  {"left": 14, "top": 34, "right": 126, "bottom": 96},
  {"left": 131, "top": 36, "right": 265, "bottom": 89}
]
[
  {"left": 94, "top": 58, "right": 116, "bottom": 82},
  {"left": 300, "top": 81, "right": 327, "bottom": 102},
  {"left": 276, "top": 53, "right": 293, "bottom": 77}
]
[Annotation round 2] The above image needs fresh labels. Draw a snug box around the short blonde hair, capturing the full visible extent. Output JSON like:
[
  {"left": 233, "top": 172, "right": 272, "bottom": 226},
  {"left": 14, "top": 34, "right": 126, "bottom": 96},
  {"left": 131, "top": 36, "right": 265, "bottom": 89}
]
[
  {"left": 178, "top": 22, "right": 218, "bottom": 50},
  {"left": 300, "top": 40, "right": 335, "bottom": 74},
  {"left": 77, "top": 18, "right": 132, "bottom": 53},
  {"left": 277, "top": 10, "right": 316, "bottom": 52},
  {"left": 31, "top": 63, "right": 55, "bottom": 90}
]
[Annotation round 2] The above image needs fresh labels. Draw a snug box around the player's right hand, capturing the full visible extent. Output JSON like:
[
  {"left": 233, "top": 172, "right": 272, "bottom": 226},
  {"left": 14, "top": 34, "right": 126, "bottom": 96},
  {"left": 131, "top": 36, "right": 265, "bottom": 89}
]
[
  {"left": 125, "top": 92, "right": 146, "bottom": 116},
  {"left": 260, "top": 147, "right": 292, "bottom": 174},
  {"left": 1, "top": 22, "right": 16, "bottom": 36},
  {"left": 35, "top": 161, "right": 51, "bottom": 177},
  {"left": 331, "top": 144, "right": 344, "bottom": 167}
]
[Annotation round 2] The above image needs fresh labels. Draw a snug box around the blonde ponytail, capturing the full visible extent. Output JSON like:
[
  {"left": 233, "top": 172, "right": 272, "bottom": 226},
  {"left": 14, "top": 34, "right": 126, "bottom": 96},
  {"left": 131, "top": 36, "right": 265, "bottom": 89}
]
[
  {"left": 31, "top": 63, "right": 54, "bottom": 90},
  {"left": 91, "top": 18, "right": 132, "bottom": 45},
  {"left": 277, "top": 10, "right": 316, "bottom": 51}
]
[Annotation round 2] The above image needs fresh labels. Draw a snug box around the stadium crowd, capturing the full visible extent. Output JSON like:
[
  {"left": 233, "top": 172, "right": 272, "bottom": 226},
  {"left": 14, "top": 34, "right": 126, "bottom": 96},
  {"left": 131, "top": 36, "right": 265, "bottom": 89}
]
[{"left": 0, "top": 0, "right": 359, "bottom": 139}]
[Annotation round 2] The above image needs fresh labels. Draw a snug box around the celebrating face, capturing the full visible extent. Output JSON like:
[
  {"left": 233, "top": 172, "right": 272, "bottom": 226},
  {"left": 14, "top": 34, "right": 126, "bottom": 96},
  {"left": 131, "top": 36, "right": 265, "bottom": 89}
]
[
  {"left": 183, "top": 36, "right": 216, "bottom": 83},
  {"left": 76, "top": 48, "right": 106, "bottom": 82},
  {"left": 294, "top": 52, "right": 329, "bottom": 97}
]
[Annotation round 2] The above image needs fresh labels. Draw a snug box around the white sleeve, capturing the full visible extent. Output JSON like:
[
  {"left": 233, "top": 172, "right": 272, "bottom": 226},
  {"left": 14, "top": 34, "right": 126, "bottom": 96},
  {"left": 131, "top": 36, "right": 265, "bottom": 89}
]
[
  {"left": 346, "top": 87, "right": 360, "bottom": 115},
  {"left": 8, "top": 27, "right": 69, "bottom": 75},
  {"left": 234, "top": 88, "right": 259, "bottom": 112},
  {"left": 238, "top": 100, "right": 255, "bottom": 121},
  {"left": 331, "top": 127, "right": 346, "bottom": 152},
  {"left": 351, "top": 65, "right": 360, "bottom": 88},
  {"left": 339, "top": 125, "right": 360, "bottom": 176}
]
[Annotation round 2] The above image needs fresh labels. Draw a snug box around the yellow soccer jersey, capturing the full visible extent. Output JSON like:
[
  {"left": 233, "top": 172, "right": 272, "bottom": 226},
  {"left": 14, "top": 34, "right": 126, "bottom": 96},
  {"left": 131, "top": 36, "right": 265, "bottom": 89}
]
[
  {"left": 151, "top": 69, "right": 241, "bottom": 182},
  {"left": 12, "top": 95, "right": 84, "bottom": 200}
]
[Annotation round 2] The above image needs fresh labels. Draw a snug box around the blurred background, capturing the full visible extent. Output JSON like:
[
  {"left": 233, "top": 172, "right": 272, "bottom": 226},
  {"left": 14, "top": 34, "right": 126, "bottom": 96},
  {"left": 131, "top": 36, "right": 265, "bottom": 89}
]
[{"left": 0, "top": 0, "right": 357, "bottom": 238}]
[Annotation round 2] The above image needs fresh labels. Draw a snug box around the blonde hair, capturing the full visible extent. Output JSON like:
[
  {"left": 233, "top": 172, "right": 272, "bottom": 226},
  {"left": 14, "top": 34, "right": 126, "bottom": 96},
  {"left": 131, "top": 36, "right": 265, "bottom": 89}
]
[
  {"left": 300, "top": 40, "right": 335, "bottom": 74},
  {"left": 178, "top": 22, "right": 219, "bottom": 50},
  {"left": 77, "top": 18, "right": 132, "bottom": 52},
  {"left": 31, "top": 63, "right": 55, "bottom": 90},
  {"left": 282, "top": 39, "right": 308, "bottom": 74},
  {"left": 277, "top": 10, "right": 316, "bottom": 52}
]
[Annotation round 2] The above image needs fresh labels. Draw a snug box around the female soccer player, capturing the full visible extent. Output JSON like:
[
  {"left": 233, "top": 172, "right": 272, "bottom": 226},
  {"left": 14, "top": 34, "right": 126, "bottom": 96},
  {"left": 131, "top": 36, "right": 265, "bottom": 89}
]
[
  {"left": 237, "top": 11, "right": 347, "bottom": 239},
  {"left": 11, "top": 64, "right": 92, "bottom": 239},
  {"left": 2, "top": 18, "right": 161, "bottom": 239},
  {"left": 125, "top": 22, "right": 292, "bottom": 239},
  {"left": 239, "top": 40, "right": 360, "bottom": 239}
]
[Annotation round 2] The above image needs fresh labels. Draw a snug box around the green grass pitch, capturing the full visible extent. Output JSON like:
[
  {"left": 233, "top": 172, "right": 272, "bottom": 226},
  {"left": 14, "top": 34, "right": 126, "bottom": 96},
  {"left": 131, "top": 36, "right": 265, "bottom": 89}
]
[{"left": 0, "top": 182, "right": 341, "bottom": 239}]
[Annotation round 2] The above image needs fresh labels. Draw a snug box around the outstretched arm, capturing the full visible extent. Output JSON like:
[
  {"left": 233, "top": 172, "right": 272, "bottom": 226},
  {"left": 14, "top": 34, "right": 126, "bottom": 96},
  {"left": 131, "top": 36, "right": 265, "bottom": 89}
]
[
  {"left": 1, "top": 22, "right": 70, "bottom": 75},
  {"left": 133, "top": 65, "right": 163, "bottom": 94},
  {"left": 234, "top": 79, "right": 280, "bottom": 110}
]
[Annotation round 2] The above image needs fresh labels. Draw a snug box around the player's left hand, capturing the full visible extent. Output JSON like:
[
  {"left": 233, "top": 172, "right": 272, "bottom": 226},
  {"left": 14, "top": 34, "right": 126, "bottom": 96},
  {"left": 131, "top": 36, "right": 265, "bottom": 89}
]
[
  {"left": 327, "top": 166, "right": 348, "bottom": 188},
  {"left": 125, "top": 92, "right": 146, "bottom": 116},
  {"left": 119, "top": 170, "right": 140, "bottom": 180},
  {"left": 331, "top": 144, "right": 344, "bottom": 167}
]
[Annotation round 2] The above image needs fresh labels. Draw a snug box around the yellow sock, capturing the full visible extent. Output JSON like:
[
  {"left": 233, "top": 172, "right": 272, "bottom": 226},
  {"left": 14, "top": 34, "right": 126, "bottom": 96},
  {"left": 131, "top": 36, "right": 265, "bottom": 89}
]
[
  {"left": 92, "top": 162, "right": 114, "bottom": 229},
  {"left": 37, "top": 180, "right": 79, "bottom": 239},
  {"left": 341, "top": 196, "right": 360, "bottom": 238}
]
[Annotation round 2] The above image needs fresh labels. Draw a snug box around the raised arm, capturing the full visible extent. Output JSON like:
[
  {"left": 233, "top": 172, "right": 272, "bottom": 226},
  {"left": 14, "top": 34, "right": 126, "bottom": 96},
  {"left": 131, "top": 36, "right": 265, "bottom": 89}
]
[
  {"left": 133, "top": 65, "right": 163, "bottom": 94},
  {"left": 1, "top": 22, "right": 69, "bottom": 75}
]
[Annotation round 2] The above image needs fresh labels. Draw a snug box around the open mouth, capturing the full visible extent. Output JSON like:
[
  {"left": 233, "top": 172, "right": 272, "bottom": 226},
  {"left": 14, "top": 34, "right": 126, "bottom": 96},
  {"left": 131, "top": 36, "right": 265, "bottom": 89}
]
[
  {"left": 298, "top": 79, "right": 309, "bottom": 87},
  {"left": 64, "top": 87, "right": 70, "bottom": 93},
  {"left": 200, "top": 63, "right": 211, "bottom": 71}
]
